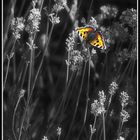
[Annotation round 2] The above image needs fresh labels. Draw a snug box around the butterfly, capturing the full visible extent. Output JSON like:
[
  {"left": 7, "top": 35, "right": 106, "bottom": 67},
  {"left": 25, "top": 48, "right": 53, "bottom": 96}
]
[{"left": 76, "top": 26, "right": 107, "bottom": 50}]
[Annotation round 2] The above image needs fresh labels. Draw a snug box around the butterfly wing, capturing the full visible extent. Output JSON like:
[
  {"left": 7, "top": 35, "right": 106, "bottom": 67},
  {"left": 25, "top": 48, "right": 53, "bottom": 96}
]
[
  {"left": 89, "top": 32, "right": 106, "bottom": 49},
  {"left": 76, "top": 27, "right": 95, "bottom": 41}
]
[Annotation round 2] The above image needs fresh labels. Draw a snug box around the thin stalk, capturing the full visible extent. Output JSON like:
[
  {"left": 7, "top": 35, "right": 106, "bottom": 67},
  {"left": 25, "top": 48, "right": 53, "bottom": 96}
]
[
  {"left": 18, "top": 105, "right": 27, "bottom": 140},
  {"left": 118, "top": 59, "right": 132, "bottom": 84},
  {"left": 3, "top": 57, "right": 10, "bottom": 90},
  {"left": 78, "top": 51, "right": 91, "bottom": 139},
  {"left": 3, "top": 39, "right": 16, "bottom": 89},
  {"left": 57, "top": 135, "right": 61, "bottom": 140},
  {"left": 18, "top": 24, "right": 54, "bottom": 138},
  {"left": 65, "top": 62, "right": 87, "bottom": 140},
  {"left": 20, "top": 62, "right": 29, "bottom": 89},
  {"left": 64, "top": 72, "right": 79, "bottom": 111},
  {"left": 130, "top": 60, "right": 135, "bottom": 80},
  {"left": 59, "top": 72, "right": 77, "bottom": 121},
  {"left": 29, "top": 24, "right": 54, "bottom": 103},
  {"left": 13, "top": 47, "right": 16, "bottom": 83},
  {"left": 117, "top": 120, "right": 124, "bottom": 139},
  {"left": 46, "top": 72, "right": 76, "bottom": 134},
  {"left": 18, "top": 37, "right": 34, "bottom": 140},
  {"left": 89, "top": 115, "right": 97, "bottom": 140},
  {"left": 27, "top": 39, "right": 33, "bottom": 99},
  {"left": 12, "top": 96, "right": 23, "bottom": 140},
  {"left": 87, "top": 0, "right": 94, "bottom": 21},
  {"left": 17, "top": 0, "right": 26, "bottom": 16},
  {"left": 39, "top": 0, "right": 44, "bottom": 12},
  {"left": 3, "top": 0, "right": 17, "bottom": 47},
  {"left": 66, "top": 51, "right": 70, "bottom": 84},
  {"left": 104, "top": 94, "right": 113, "bottom": 119},
  {"left": 102, "top": 113, "right": 106, "bottom": 140},
  {"left": 17, "top": 2, "right": 45, "bottom": 139}
]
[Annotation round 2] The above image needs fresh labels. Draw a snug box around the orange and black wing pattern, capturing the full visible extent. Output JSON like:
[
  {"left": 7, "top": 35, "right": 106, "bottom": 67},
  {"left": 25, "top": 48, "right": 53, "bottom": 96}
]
[
  {"left": 76, "top": 26, "right": 107, "bottom": 50},
  {"left": 76, "top": 27, "right": 95, "bottom": 41},
  {"left": 89, "top": 31, "right": 107, "bottom": 49}
]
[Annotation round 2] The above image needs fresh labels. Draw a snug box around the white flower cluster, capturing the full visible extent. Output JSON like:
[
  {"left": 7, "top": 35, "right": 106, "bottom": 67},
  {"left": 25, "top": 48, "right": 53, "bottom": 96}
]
[
  {"left": 91, "top": 90, "right": 106, "bottom": 116},
  {"left": 120, "top": 91, "right": 129, "bottom": 108},
  {"left": 49, "top": 13, "right": 60, "bottom": 24},
  {"left": 120, "top": 91, "right": 130, "bottom": 123},
  {"left": 25, "top": 7, "right": 41, "bottom": 34},
  {"left": 57, "top": 127, "right": 62, "bottom": 136},
  {"left": 109, "top": 81, "right": 118, "bottom": 95},
  {"left": 11, "top": 17, "right": 25, "bottom": 39},
  {"left": 66, "top": 31, "right": 77, "bottom": 51},
  {"left": 120, "top": 109, "right": 130, "bottom": 123},
  {"left": 88, "top": 17, "right": 99, "bottom": 29},
  {"left": 120, "top": 8, "right": 137, "bottom": 28},
  {"left": 117, "top": 136, "right": 125, "bottom": 140},
  {"left": 42, "top": 136, "right": 48, "bottom": 140},
  {"left": 100, "top": 5, "right": 118, "bottom": 18}
]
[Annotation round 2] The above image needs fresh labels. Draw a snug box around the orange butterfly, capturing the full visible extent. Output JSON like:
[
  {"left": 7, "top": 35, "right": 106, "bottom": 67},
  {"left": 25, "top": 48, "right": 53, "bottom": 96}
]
[{"left": 76, "top": 26, "right": 107, "bottom": 50}]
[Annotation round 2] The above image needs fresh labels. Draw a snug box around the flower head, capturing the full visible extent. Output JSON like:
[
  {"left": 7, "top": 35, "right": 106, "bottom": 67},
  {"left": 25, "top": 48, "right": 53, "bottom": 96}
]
[
  {"left": 98, "top": 90, "right": 106, "bottom": 106},
  {"left": 109, "top": 81, "right": 118, "bottom": 95},
  {"left": 117, "top": 136, "right": 125, "bottom": 140},
  {"left": 42, "top": 136, "right": 48, "bottom": 140},
  {"left": 91, "top": 100, "right": 101, "bottom": 116},
  {"left": 49, "top": 13, "right": 60, "bottom": 24},
  {"left": 52, "top": 3, "right": 64, "bottom": 12},
  {"left": 88, "top": 17, "right": 99, "bottom": 29},
  {"left": 100, "top": 5, "right": 118, "bottom": 18},
  {"left": 120, "top": 109, "right": 130, "bottom": 123},
  {"left": 57, "top": 127, "right": 62, "bottom": 136},
  {"left": 25, "top": 7, "right": 41, "bottom": 34},
  {"left": 66, "top": 30, "right": 77, "bottom": 51},
  {"left": 11, "top": 17, "right": 25, "bottom": 39},
  {"left": 67, "top": 50, "right": 84, "bottom": 71},
  {"left": 19, "top": 89, "right": 26, "bottom": 98},
  {"left": 120, "top": 91, "right": 129, "bottom": 108},
  {"left": 91, "top": 92, "right": 106, "bottom": 117},
  {"left": 120, "top": 8, "right": 137, "bottom": 28}
]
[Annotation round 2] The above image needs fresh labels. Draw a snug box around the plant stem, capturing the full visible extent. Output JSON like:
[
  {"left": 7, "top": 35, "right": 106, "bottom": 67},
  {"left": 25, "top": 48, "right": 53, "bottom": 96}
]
[
  {"left": 78, "top": 50, "right": 91, "bottom": 139},
  {"left": 12, "top": 96, "right": 22, "bottom": 140},
  {"left": 46, "top": 72, "right": 76, "bottom": 134},
  {"left": 65, "top": 62, "right": 87, "bottom": 140},
  {"left": 3, "top": 39, "right": 16, "bottom": 89},
  {"left": 103, "top": 113, "right": 106, "bottom": 140},
  {"left": 3, "top": 57, "right": 10, "bottom": 90},
  {"left": 57, "top": 135, "right": 60, "bottom": 140},
  {"left": 66, "top": 51, "right": 70, "bottom": 85},
  {"left": 13, "top": 47, "right": 16, "bottom": 83},
  {"left": 117, "top": 120, "right": 123, "bottom": 138},
  {"left": 20, "top": 62, "right": 29, "bottom": 89},
  {"left": 89, "top": 115, "right": 97, "bottom": 140},
  {"left": 118, "top": 59, "right": 131, "bottom": 84},
  {"left": 18, "top": 24, "right": 54, "bottom": 138},
  {"left": 18, "top": 36, "right": 34, "bottom": 140},
  {"left": 29, "top": 24, "right": 54, "bottom": 103},
  {"left": 3, "top": 0, "right": 17, "bottom": 47}
]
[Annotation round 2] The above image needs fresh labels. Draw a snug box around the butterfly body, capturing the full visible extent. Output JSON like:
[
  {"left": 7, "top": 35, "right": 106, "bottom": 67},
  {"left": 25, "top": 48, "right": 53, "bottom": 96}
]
[{"left": 76, "top": 26, "right": 107, "bottom": 50}]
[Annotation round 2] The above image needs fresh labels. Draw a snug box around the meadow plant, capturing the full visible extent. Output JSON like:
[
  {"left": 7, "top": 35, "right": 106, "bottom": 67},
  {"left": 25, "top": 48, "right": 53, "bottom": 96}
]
[{"left": 3, "top": 0, "right": 137, "bottom": 140}]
